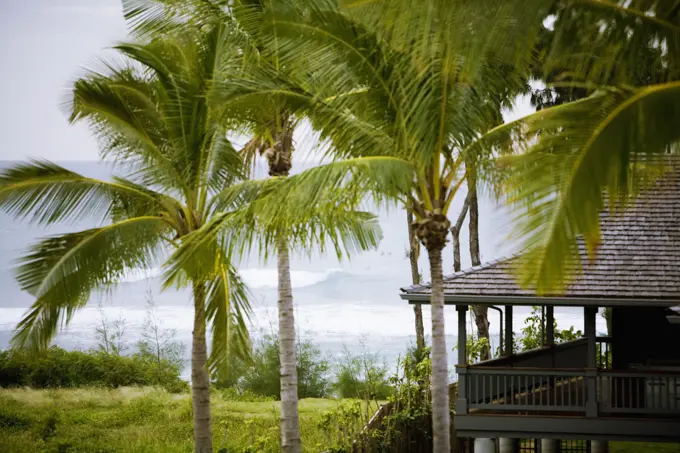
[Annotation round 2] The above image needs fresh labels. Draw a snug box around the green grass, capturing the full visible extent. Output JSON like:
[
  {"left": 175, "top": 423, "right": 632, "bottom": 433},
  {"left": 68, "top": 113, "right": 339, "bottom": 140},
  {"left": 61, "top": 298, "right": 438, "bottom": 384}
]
[
  {"left": 0, "top": 387, "right": 378, "bottom": 453},
  {"left": 611, "top": 442, "right": 680, "bottom": 453},
  {"left": 0, "top": 388, "right": 678, "bottom": 453}
]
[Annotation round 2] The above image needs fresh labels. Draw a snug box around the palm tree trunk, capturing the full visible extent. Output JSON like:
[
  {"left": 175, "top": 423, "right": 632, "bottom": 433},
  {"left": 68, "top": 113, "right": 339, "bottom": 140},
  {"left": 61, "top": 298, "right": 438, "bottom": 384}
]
[
  {"left": 277, "top": 235, "right": 301, "bottom": 453},
  {"left": 191, "top": 282, "right": 212, "bottom": 453},
  {"left": 407, "top": 210, "right": 425, "bottom": 353},
  {"left": 428, "top": 247, "right": 450, "bottom": 453},
  {"left": 467, "top": 171, "right": 490, "bottom": 361}
]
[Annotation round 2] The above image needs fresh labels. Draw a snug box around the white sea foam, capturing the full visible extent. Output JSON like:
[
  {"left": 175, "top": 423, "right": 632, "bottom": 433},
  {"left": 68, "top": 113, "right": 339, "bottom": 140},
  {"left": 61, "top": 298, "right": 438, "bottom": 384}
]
[{"left": 118, "top": 266, "right": 346, "bottom": 288}]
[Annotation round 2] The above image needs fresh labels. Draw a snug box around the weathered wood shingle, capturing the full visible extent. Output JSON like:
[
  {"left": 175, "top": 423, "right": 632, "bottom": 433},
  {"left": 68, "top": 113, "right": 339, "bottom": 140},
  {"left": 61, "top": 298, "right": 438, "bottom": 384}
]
[{"left": 402, "top": 164, "right": 680, "bottom": 301}]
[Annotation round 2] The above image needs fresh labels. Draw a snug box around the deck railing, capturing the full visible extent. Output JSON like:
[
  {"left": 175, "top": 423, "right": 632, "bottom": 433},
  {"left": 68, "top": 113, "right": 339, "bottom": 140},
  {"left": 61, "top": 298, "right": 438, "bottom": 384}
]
[
  {"left": 456, "top": 366, "right": 680, "bottom": 417},
  {"left": 596, "top": 336, "right": 612, "bottom": 369}
]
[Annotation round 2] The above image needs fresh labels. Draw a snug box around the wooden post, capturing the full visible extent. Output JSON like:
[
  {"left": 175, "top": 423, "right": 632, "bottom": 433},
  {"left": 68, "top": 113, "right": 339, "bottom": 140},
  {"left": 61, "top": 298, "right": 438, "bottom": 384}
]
[
  {"left": 546, "top": 306, "right": 555, "bottom": 346},
  {"left": 456, "top": 305, "right": 469, "bottom": 414},
  {"left": 585, "top": 306, "right": 598, "bottom": 417},
  {"left": 458, "top": 305, "right": 468, "bottom": 366},
  {"left": 504, "top": 305, "right": 513, "bottom": 356}
]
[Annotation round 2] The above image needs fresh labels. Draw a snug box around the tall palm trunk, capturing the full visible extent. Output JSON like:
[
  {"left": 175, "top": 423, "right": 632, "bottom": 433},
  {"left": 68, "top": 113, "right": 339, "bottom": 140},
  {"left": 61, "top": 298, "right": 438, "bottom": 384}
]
[
  {"left": 413, "top": 211, "right": 452, "bottom": 453},
  {"left": 467, "top": 170, "right": 490, "bottom": 361},
  {"left": 407, "top": 210, "right": 425, "bottom": 353},
  {"left": 265, "top": 123, "right": 301, "bottom": 453},
  {"left": 191, "top": 282, "right": 213, "bottom": 453},
  {"left": 428, "top": 246, "right": 450, "bottom": 453},
  {"left": 277, "top": 235, "right": 301, "bottom": 453}
]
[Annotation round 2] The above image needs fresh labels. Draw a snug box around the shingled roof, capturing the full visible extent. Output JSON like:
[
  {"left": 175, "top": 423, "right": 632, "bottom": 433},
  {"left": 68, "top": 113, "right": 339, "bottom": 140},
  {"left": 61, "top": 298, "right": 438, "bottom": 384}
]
[{"left": 401, "top": 163, "right": 680, "bottom": 306}]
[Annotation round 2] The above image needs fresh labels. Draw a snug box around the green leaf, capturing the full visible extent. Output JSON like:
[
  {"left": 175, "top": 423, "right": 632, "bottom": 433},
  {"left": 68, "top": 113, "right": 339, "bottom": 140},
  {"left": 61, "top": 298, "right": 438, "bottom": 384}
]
[
  {"left": 206, "top": 260, "right": 253, "bottom": 374},
  {"left": 0, "top": 160, "right": 161, "bottom": 225},
  {"left": 12, "top": 216, "right": 170, "bottom": 350}
]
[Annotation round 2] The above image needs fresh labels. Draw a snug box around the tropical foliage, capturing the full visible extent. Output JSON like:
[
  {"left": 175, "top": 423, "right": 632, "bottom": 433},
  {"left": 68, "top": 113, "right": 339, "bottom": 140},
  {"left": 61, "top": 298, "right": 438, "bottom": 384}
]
[
  {"left": 0, "top": 10, "right": 394, "bottom": 453},
  {"left": 4, "top": 0, "right": 679, "bottom": 452}
]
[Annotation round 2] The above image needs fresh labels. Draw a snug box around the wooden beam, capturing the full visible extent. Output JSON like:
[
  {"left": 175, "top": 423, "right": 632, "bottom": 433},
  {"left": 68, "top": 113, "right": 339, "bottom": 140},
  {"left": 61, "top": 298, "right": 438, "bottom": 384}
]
[
  {"left": 546, "top": 306, "right": 555, "bottom": 346},
  {"left": 457, "top": 305, "right": 468, "bottom": 366},
  {"left": 585, "top": 306, "right": 598, "bottom": 417},
  {"left": 504, "top": 305, "right": 513, "bottom": 356}
]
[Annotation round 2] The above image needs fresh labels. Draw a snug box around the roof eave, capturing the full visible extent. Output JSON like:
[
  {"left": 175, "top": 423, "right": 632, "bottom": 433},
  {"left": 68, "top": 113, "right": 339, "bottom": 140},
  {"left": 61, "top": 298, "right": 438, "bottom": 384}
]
[{"left": 400, "top": 292, "right": 680, "bottom": 307}]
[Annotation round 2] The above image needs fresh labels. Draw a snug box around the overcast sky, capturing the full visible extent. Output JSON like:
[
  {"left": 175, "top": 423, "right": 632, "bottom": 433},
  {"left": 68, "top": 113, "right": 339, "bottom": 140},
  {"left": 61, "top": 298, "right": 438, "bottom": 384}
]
[
  {"left": 0, "top": 1, "right": 126, "bottom": 161},
  {"left": 0, "top": 0, "right": 536, "bottom": 162}
]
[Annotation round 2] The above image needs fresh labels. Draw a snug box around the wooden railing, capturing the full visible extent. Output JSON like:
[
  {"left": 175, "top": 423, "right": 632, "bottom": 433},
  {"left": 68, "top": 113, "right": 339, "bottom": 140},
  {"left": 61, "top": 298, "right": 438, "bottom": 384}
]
[
  {"left": 456, "top": 366, "right": 680, "bottom": 418},
  {"left": 599, "top": 370, "right": 680, "bottom": 415},
  {"left": 596, "top": 336, "right": 612, "bottom": 369}
]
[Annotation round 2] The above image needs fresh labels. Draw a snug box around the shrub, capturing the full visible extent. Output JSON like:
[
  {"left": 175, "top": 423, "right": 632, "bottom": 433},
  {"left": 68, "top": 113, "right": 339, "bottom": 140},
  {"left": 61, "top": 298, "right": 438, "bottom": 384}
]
[
  {"left": 333, "top": 346, "right": 392, "bottom": 400},
  {"left": 217, "top": 387, "right": 275, "bottom": 402},
  {"left": 237, "top": 333, "right": 332, "bottom": 399},
  {"left": 0, "top": 347, "right": 188, "bottom": 393}
]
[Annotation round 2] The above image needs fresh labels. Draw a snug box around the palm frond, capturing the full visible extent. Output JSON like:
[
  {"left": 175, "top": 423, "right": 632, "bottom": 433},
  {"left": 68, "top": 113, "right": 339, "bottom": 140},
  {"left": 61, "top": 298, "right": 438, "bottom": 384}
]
[
  {"left": 205, "top": 259, "right": 253, "bottom": 374},
  {"left": 69, "top": 66, "right": 189, "bottom": 193},
  {"left": 0, "top": 160, "right": 162, "bottom": 225},
  {"left": 123, "top": 0, "right": 229, "bottom": 38},
  {"left": 504, "top": 82, "right": 680, "bottom": 293},
  {"left": 212, "top": 156, "right": 414, "bottom": 216},
  {"left": 12, "top": 216, "right": 170, "bottom": 350}
]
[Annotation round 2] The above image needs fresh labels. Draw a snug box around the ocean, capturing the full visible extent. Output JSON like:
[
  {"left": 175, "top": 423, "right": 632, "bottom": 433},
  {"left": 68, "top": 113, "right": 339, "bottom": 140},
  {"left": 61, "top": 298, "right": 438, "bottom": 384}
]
[{"left": 0, "top": 160, "right": 604, "bottom": 380}]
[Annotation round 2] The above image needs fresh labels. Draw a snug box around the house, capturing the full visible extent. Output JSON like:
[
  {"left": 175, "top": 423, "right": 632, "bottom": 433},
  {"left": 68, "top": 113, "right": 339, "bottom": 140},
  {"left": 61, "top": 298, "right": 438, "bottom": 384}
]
[{"left": 400, "top": 164, "right": 680, "bottom": 453}]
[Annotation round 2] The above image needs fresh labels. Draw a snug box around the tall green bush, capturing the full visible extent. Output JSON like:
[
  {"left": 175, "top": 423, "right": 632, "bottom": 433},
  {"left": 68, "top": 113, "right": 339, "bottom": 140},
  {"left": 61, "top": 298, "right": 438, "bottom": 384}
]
[
  {"left": 222, "top": 333, "right": 332, "bottom": 399},
  {"left": 333, "top": 346, "right": 392, "bottom": 400},
  {"left": 0, "top": 347, "right": 188, "bottom": 393}
]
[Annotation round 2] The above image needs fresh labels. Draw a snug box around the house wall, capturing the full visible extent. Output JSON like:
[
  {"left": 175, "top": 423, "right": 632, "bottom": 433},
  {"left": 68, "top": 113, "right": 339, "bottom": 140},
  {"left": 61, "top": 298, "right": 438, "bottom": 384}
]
[{"left": 612, "top": 307, "right": 680, "bottom": 368}]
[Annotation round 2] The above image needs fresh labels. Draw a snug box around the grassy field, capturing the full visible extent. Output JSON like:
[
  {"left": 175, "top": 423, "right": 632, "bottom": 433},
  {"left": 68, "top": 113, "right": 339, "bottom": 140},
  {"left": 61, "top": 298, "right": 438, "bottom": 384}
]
[
  {"left": 0, "top": 387, "right": 375, "bottom": 453},
  {"left": 0, "top": 387, "right": 678, "bottom": 453}
]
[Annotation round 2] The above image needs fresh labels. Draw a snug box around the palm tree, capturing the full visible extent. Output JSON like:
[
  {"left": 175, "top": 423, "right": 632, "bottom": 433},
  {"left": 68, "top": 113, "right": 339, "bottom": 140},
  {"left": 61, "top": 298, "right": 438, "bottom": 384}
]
[
  {"left": 125, "top": 3, "right": 371, "bottom": 451},
  {"left": 326, "top": 0, "right": 680, "bottom": 294},
  {"left": 124, "top": 5, "right": 416, "bottom": 453},
  {"left": 0, "top": 25, "right": 252, "bottom": 453},
  {"left": 232, "top": 3, "right": 538, "bottom": 451}
]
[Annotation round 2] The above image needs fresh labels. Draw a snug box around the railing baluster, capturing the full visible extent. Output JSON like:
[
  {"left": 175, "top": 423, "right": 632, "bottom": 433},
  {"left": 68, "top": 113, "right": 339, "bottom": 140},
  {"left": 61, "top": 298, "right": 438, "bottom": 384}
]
[
  {"left": 512, "top": 374, "right": 515, "bottom": 406},
  {"left": 628, "top": 377, "right": 633, "bottom": 410},
  {"left": 496, "top": 371, "right": 500, "bottom": 404},
  {"left": 614, "top": 376, "right": 618, "bottom": 409},
  {"left": 668, "top": 378, "right": 680, "bottom": 410},
  {"left": 525, "top": 375, "right": 528, "bottom": 406},
  {"left": 482, "top": 374, "right": 486, "bottom": 403},
  {"left": 568, "top": 376, "right": 571, "bottom": 407}
]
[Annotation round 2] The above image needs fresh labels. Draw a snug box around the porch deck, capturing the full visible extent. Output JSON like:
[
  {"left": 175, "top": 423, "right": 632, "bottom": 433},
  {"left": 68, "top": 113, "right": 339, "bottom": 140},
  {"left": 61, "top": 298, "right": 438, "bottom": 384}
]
[{"left": 454, "top": 339, "right": 680, "bottom": 442}]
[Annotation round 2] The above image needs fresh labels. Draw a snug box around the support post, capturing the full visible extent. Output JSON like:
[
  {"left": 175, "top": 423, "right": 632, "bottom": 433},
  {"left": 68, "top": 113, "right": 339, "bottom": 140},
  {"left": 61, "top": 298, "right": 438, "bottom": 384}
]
[
  {"left": 504, "top": 305, "right": 513, "bottom": 356},
  {"left": 457, "top": 305, "right": 468, "bottom": 366},
  {"left": 474, "top": 438, "right": 495, "bottom": 453},
  {"left": 546, "top": 305, "right": 555, "bottom": 346},
  {"left": 456, "top": 305, "right": 469, "bottom": 414},
  {"left": 540, "top": 439, "right": 558, "bottom": 453},
  {"left": 585, "top": 306, "right": 598, "bottom": 417},
  {"left": 591, "top": 440, "right": 609, "bottom": 453},
  {"left": 499, "top": 438, "right": 519, "bottom": 453}
]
